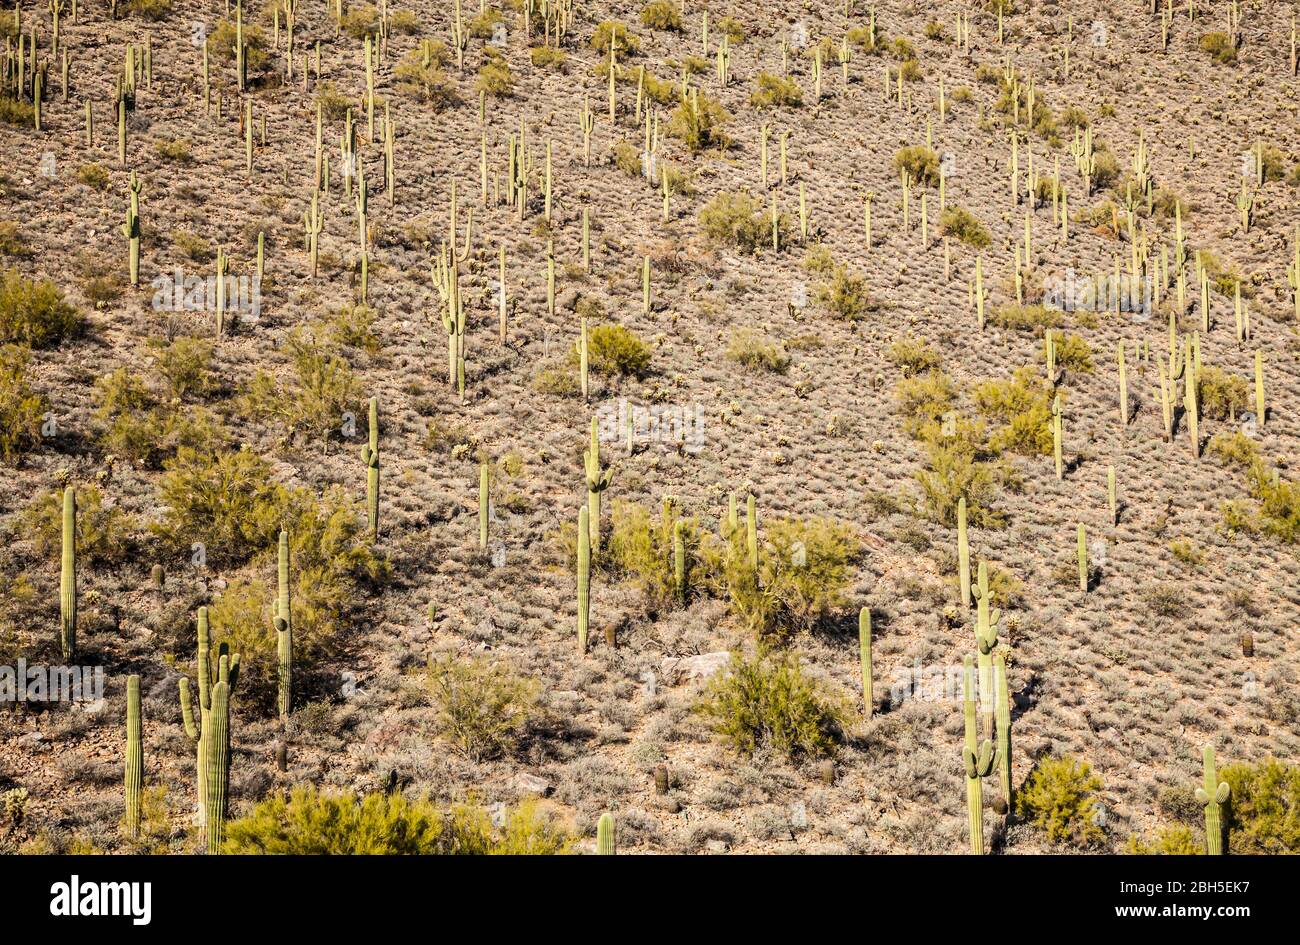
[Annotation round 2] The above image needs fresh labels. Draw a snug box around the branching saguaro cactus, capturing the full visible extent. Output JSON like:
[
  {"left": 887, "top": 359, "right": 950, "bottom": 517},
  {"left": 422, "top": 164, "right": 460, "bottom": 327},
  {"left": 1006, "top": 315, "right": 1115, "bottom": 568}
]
[
  {"left": 122, "top": 172, "right": 141, "bottom": 287},
  {"left": 124, "top": 674, "right": 143, "bottom": 839},
  {"left": 963, "top": 655, "right": 996, "bottom": 855},
  {"left": 584, "top": 418, "right": 613, "bottom": 554},
  {"left": 1196, "top": 745, "right": 1230, "bottom": 855},
  {"left": 273, "top": 529, "right": 292, "bottom": 720},
  {"left": 596, "top": 812, "right": 616, "bottom": 854},
  {"left": 178, "top": 608, "right": 239, "bottom": 851},
  {"left": 60, "top": 486, "right": 76, "bottom": 660},
  {"left": 361, "top": 396, "right": 380, "bottom": 538},
  {"left": 577, "top": 505, "right": 590, "bottom": 654}
]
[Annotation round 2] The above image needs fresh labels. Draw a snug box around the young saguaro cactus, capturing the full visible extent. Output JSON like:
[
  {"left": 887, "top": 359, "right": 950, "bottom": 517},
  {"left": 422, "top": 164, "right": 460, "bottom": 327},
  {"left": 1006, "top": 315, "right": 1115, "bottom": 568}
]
[
  {"left": 122, "top": 172, "right": 142, "bottom": 287},
  {"left": 584, "top": 418, "right": 613, "bottom": 554},
  {"left": 673, "top": 518, "right": 687, "bottom": 601},
  {"left": 596, "top": 812, "right": 616, "bottom": 854},
  {"left": 963, "top": 655, "right": 996, "bottom": 855},
  {"left": 273, "top": 529, "right": 292, "bottom": 720},
  {"left": 859, "top": 607, "right": 873, "bottom": 717},
  {"left": 957, "top": 496, "right": 971, "bottom": 610},
  {"left": 1196, "top": 745, "right": 1231, "bottom": 855},
  {"left": 124, "top": 674, "right": 143, "bottom": 839},
  {"left": 479, "top": 457, "right": 490, "bottom": 551},
  {"left": 361, "top": 396, "right": 380, "bottom": 538},
  {"left": 745, "top": 493, "right": 759, "bottom": 570},
  {"left": 60, "top": 486, "right": 76, "bottom": 660},
  {"left": 577, "top": 505, "right": 591, "bottom": 654},
  {"left": 178, "top": 607, "right": 239, "bottom": 846},
  {"left": 1077, "top": 524, "right": 1088, "bottom": 592}
]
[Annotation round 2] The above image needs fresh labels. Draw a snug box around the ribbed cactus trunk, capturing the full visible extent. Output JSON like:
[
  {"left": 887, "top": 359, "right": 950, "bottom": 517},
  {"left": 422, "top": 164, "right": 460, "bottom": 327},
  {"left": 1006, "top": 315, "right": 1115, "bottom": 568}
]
[
  {"left": 59, "top": 486, "right": 76, "bottom": 660},
  {"left": 596, "top": 812, "right": 615, "bottom": 854},
  {"left": 124, "top": 674, "right": 143, "bottom": 839},
  {"left": 205, "top": 676, "right": 231, "bottom": 855},
  {"left": 1077, "top": 524, "right": 1088, "bottom": 592},
  {"left": 275, "top": 529, "right": 292, "bottom": 720},
  {"left": 363, "top": 396, "right": 380, "bottom": 538},
  {"left": 859, "top": 608, "right": 872, "bottom": 717},
  {"left": 577, "top": 506, "right": 590, "bottom": 654},
  {"left": 993, "top": 654, "right": 1012, "bottom": 810},
  {"left": 745, "top": 493, "right": 758, "bottom": 570},
  {"left": 479, "top": 459, "right": 490, "bottom": 550},
  {"left": 1196, "top": 745, "right": 1231, "bottom": 855},
  {"left": 673, "top": 519, "right": 686, "bottom": 600},
  {"left": 963, "top": 656, "right": 995, "bottom": 855},
  {"left": 957, "top": 497, "right": 971, "bottom": 610}
]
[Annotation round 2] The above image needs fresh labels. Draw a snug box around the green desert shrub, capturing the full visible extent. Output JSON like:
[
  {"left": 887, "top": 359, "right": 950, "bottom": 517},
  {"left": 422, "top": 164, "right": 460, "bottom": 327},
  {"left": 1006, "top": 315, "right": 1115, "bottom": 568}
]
[
  {"left": 341, "top": 4, "right": 382, "bottom": 39},
  {"left": 1199, "top": 31, "right": 1238, "bottom": 65},
  {"left": 126, "top": 0, "right": 173, "bottom": 20},
  {"left": 667, "top": 91, "right": 729, "bottom": 153},
  {"left": 0, "top": 268, "right": 82, "bottom": 348},
  {"left": 639, "top": 0, "right": 682, "bottom": 31},
  {"left": 206, "top": 19, "right": 269, "bottom": 71},
  {"left": 716, "top": 16, "right": 746, "bottom": 43},
  {"left": 1220, "top": 758, "right": 1300, "bottom": 854},
  {"left": 698, "top": 517, "right": 861, "bottom": 636},
  {"left": 725, "top": 327, "right": 789, "bottom": 373},
  {"left": 467, "top": 8, "right": 502, "bottom": 38},
  {"left": 394, "top": 41, "right": 457, "bottom": 108},
  {"left": 696, "top": 652, "right": 847, "bottom": 760},
  {"left": 154, "top": 138, "right": 192, "bottom": 162},
  {"left": 893, "top": 145, "right": 940, "bottom": 187},
  {"left": 243, "top": 325, "right": 360, "bottom": 442},
  {"left": 915, "top": 437, "right": 1006, "bottom": 528},
  {"left": 476, "top": 49, "right": 514, "bottom": 98},
  {"left": 590, "top": 20, "right": 640, "bottom": 59},
  {"left": 814, "top": 259, "right": 876, "bottom": 320},
  {"left": 887, "top": 336, "right": 941, "bottom": 377},
  {"left": 750, "top": 72, "right": 803, "bottom": 108},
  {"left": 529, "top": 46, "right": 567, "bottom": 69},
  {"left": 76, "top": 164, "right": 112, "bottom": 191},
  {"left": 426, "top": 653, "right": 539, "bottom": 761},
  {"left": 149, "top": 336, "right": 214, "bottom": 400},
  {"left": 941, "top": 206, "right": 991, "bottom": 248},
  {"left": 1207, "top": 430, "right": 1259, "bottom": 468},
  {"left": 0, "top": 223, "right": 29, "bottom": 258},
  {"left": 314, "top": 82, "right": 353, "bottom": 122},
  {"left": 0, "top": 345, "right": 44, "bottom": 464},
  {"left": 699, "top": 191, "right": 788, "bottom": 252},
  {"left": 895, "top": 368, "right": 957, "bottom": 438},
  {"left": 1126, "top": 826, "right": 1201, "bottom": 855},
  {"left": 1016, "top": 755, "right": 1105, "bottom": 847},
  {"left": 975, "top": 366, "right": 1056, "bottom": 456},
  {"left": 224, "top": 786, "right": 570, "bottom": 854},
  {"left": 606, "top": 500, "right": 698, "bottom": 609},
  {"left": 23, "top": 485, "right": 137, "bottom": 568},
  {"left": 584, "top": 324, "right": 651, "bottom": 377},
  {"left": 1049, "top": 333, "right": 1093, "bottom": 373},
  {"left": 1196, "top": 366, "right": 1249, "bottom": 421},
  {"left": 988, "top": 303, "right": 1062, "bottom": 333}
]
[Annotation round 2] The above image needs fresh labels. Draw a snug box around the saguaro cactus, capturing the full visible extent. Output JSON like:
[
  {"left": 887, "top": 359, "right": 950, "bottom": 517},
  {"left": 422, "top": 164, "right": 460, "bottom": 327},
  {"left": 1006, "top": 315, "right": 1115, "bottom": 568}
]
[
  {"left": 584, "top": 418, "right": 613, "bottom": 554},
  {"left": 859, "top": 607, "right": 873, "bottom": 716},
  {"left": 596, "top": 812, "right": 616, "bottom": 854},
  {"left": 60, "top": 486, "right": 76, "bottom": 660},
  {"left": 124, "top": 674, "right": 143, "bottom": 839},
  {"left": 957, "top": 497, "right": 971, "bottom": 610},
  {"left": 673, "top": 518, "right": 687, "bottom": 600},
  {"left": 963, "top": 655, "right": 996, "bottom": 855},
  {"left": 361, "top": 396, "right": 380, "bottom": 537},
  {"left": 178, "top": 608, "right": 239, "bottom": 845},
  {"left": 971, "top": 561, "right": 1000, "bottom": 736},
  {"left": 1077, "top": 524, "right": 1088, "bottom": 592},
  {"left": 745, "top": 493, "right": 758, "bottom": 569},
  {"left": 577, "top": 505, "right": 590, "bottom": 653},
  {"left": 122, "top": 172, "right": 142, "bottom": 286},
  {"left": 993, "top": 653, "right": 1012, "bottom": 810},
  {"left": 479, "top": 457, "right": 490, "bottom": 550},
  {"left": 1195, "top": 745, "right": 1231, "bottom": 855},
  {"left": 273, "top": 529, "right": 292, "bottom": 720},
  {"left": 204, "top": 670, "right": 232, "bottom": 855}
]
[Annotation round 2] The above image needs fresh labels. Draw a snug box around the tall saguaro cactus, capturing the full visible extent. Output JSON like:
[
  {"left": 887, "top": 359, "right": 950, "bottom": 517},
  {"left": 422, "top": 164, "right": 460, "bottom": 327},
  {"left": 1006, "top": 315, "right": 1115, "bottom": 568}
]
[
  {"left": 60, "top": 486, "right": 76, "bottom": 660},
  {"left": 273, "top": 529, "right": 292, "bottom": 720},
  {"left": 859, "top": 607, "right": 873, "bottom": 717},
  {"left": 479, "top": 457, "right": 490, "bottom": 551},
  {"left": 122, "top": 172, "right": 142, "bottom": 286},
  {"left": 993, "top": 653, "right": 1012, "bottom": 810},
  {"left": 1195, "top": 745, "right": 1231, "bottom": 855},
  {"left": 124, "top": 674, "right": 143, "bottom": 839},
  {"left": 584, "top": 418, "right": 613, "bottom": 553},
  {"left": 361, "top": 396, "right": 380, "bottom": 538},
  {"left": 178, "top": 608, "right": 239, "bottom": 847},
  {"left": 577, "top": 506, "right": 591, "bottom": 653},
  {"left": 204, "top": 670, "right": 232, "bottom": 855},
  {"left": 963, "top": 655, "right": 996, "bottom": 855},
  {"left": 970, "top": 561, "right": 1000, "bottom": 737}
]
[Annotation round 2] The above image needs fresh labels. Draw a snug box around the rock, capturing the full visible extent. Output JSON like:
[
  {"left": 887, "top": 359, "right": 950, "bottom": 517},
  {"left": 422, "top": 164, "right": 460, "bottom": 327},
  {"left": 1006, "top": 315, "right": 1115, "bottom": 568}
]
[
  {"left": 513, "top": 773, "right": 551, "bottom": 797},
  {"left": 659, "top": 652, "right": 731, "bottom": 686}
]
